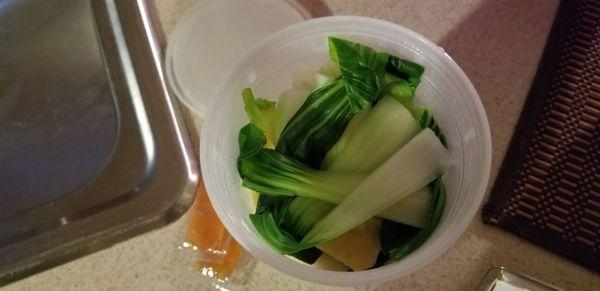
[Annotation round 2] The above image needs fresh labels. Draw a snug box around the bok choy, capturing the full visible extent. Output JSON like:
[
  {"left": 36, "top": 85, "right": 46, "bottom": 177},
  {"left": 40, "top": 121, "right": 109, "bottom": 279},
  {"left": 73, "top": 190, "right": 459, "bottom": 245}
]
[
  {"left": 239, "top": 123, "right": 438, "bottom": 228},
  {"left": 301, "top": 129, "right": 448, "bottom": 245},
  {"left": 237, "top": 36, "right": 450, "bottom": 271}
]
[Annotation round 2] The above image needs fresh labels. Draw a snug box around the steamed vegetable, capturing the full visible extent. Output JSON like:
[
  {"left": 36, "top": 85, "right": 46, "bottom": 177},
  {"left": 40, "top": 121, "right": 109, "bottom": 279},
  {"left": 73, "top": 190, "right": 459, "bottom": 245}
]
[
  {"left": 242, "top": 88, "right": 277, "bottom": 144},
  {"left": 238, "top": 36, "right": 449, "bottom": 270},
  {"left": 239, "top": 124, "right": 437, "bottom": 228},
  {"left": 379, "top": 187, "right": 432, "bottom": 228},
  {"left": 282, "top": 197, "right": 334, "bottom": 238},
  {"left": 245, "top": 128, "right": 448, "bottom": 254},
  {"left": 388, "top": 177, "right": 446, "bottom": 260},
  {"left": 273, "top": 71, "right": 334, "bottom": 140},
  {"left": 275, "top": 88, "right": 310, "bottom": 142},
  {"left": 238, "top": 134, "right": 365, "bottom": 204},
  {"left": 327, "top": 37, "right": 388, "bottom": 110},
  {"left": 275, "top": 79, "right": 353, "bottom": 168},
  {"left": 322, "top": 95, "right": 421, "bottom": 173},
  {"left": 386, "top": 55, "right": 425, "bottom": 91},
  {"left": 301, "top": 129, "right": 448, "bottom": 245},
  {"left": 414, "top": 107, "right": 447, "bottom": 146},
  {"left": 276, "top": 37, "right": 388, "bottom": 168}
]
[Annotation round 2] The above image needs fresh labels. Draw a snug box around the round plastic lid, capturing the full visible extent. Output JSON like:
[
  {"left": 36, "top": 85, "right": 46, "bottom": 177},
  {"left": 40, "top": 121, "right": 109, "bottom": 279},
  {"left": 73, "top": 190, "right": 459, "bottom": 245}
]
[{"left": 166, "top": 0, "right": 310, "bottom": 118}]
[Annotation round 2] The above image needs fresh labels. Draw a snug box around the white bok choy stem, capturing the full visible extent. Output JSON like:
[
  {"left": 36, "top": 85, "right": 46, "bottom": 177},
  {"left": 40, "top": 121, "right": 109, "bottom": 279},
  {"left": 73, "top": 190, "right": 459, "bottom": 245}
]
[
  {"left": 378, "top": 186, "right": 432, "bottom": 228},
  {"left": 301, "top": 128, "right": 449, "bottom": 245},
  {"left": 322, "top": 95, "right": 421, "bottom": 173}
]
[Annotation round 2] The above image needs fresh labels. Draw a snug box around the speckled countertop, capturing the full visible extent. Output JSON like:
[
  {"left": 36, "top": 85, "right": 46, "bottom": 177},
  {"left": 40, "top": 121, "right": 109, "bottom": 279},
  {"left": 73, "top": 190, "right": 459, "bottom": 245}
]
[{"left": 6, "top": 0, "right": 600, "bottom": 290}]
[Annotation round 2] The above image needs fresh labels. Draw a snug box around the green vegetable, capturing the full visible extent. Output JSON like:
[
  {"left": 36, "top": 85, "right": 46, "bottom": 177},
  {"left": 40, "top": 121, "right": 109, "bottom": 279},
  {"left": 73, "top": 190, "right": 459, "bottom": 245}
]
[
  {"left": 238, "top": 122, "right": 431, "bottom": 229},
  {"left": 249, "top": 212, "right": 310, "bottom": 254},
  {"left": 240, "top": 37, "right": 448, "bottom": 264},
  {"left": 252, "top": 194, "right": 324, "bottom": 263},
  {"left": 242, "top": 88, "right": 277, "bottom": 143},
  {"left": 322, "top": 95, "right": 421, "bottom": 173},
  {"left": 238, "top": 147, "right": 365, "bottom": 204},
  {"left": 238, "top": 123, "right": 267, "bottom": 159},
  {"left": 239, "top": 124, "right": 433, "bottom": 228},
  {"left": 414, "top": 107, "right": 447, "bottom": 147},
  {"left": 301, "top": 129, "right": 448, "bottom": 246},
  {"left": 276, "top": 79, "right": 354, "bottom": 168},
  {"left": 240, "top": 125, "right": 447, "bottom": 254},
  {"left": 388, "top": 177, "right": 446, "bottom": 260},
  {"left": 379, "top": 186, "right": 432, "bottom": 228},
  {"left": 383, "top": 79, "right": 415, "bottom": 105},
  {"left": 254, "top": 195, "right": 288, "bottom": 221},
  {"left": 272, "top": 70, "right": 335, "bottom": 142},
  {"left": 275, "top": 88, "right": 311, "bottom": 143},
  {"left": 282, "top": 197, "right": 334, "bottom": 238},
  {"left": 385, "top": 56, "right": 425, "bottom": 91},
  {"left": 277, "top": 37, "right": 389, "bottom": 168},
  {"left": 327, "top": 36, "right": 389, "bottom": 110}
]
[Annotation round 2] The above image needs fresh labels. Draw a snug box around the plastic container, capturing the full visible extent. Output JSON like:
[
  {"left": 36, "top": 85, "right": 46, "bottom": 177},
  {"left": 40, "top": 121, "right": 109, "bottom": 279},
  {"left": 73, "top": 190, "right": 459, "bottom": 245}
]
[
  {"left": 165, "top": 0, "right": 309, "bottom": 118},
  {"left": 200, "top": 16, "right": 492, "bottom": 286}
]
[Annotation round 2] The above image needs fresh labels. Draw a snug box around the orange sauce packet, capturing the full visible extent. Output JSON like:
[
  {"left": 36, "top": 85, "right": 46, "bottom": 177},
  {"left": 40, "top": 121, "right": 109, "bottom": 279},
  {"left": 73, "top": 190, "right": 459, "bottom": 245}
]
[{"left": 185, "top": 178, "right": 243, "bottom": 278}]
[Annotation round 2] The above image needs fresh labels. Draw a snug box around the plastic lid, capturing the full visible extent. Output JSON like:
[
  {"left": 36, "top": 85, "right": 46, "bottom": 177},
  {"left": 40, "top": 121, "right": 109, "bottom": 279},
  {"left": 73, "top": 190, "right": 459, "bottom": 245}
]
[{"left": 166, "top": 0, "right": 309, "bottom": 118}]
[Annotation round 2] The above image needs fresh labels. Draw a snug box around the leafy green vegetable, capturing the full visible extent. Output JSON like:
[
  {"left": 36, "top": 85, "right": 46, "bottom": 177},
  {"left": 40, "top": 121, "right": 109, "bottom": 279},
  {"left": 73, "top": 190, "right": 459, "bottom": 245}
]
[
  {"left": 282, "top": 197, "right": 334, "bottom": 238},
  {"left": 246, "top": 150, "right": 447, "bottom": 257},
  {"left": 238, "top": 123, "right": 267, "bottom": 159},
  {"left": 414, "top": 107, "right": 447, "bottom": 147},
  {"left": 241, "top": 121, "right": 438, "bottom": 228},
  {"left": 328, "top": 36, "right": 388, "bottom": 110},
  {"left": 242, "top": 88, "right": 278, "bottom": 143},
  {"left": 253, "top": 195, "right": 324, "bottom": 263},
  {"left": 238, "top": 147, "right": 365, "bottom": 204},
  {"left": 276, "top": 79, "right": 354, "bottom": 168},
  {"left": 322, "top": 95, "right": 421, "bottom": 173},
  {"left": 378, "top": 187, "right": 432, "bottom": 228},
  {"left": 254, "top": 195, "right": 286, "bottom": 218},
  {"left": 301, "top": 129, "right": 448, "bottom": 246},
  {"left": 275, "top": 88, "right": 311, "bottom": 142},
  {"left": 277, "top": 37, "right": 389, "bottom": 168},
  {"left": 249, "top": 212, "right": 310, "bottom": 254},
  {"left": 240, "top": 37, "right": 448, "bottom": 264},
  {"left": 385, "top": 56, "right": 425, "bottom": 91},
  {"left": 382, "top": 79, "right": 415, "bottom": 105},
  {"left": 388, "top": 177, "right": 446, "bottom": 260}
]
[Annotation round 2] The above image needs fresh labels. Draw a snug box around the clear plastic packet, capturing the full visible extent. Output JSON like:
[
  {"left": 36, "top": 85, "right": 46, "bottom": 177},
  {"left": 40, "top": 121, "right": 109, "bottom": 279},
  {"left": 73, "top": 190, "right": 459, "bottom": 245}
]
[{"left": 178, "top": 178, "right": 256, "bottom": 289}]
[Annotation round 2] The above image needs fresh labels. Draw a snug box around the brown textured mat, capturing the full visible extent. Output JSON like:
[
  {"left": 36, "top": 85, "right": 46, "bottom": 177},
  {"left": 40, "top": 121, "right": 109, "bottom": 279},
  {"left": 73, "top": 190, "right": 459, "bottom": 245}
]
[{"left": 482, "top": 0, "right": 600, "bottom": 272}]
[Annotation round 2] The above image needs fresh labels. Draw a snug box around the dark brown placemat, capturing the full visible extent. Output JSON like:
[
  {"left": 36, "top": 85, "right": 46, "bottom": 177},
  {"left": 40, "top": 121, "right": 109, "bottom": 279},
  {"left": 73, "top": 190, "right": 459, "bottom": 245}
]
[{"left": 482, "top": 0, "right": 600, "bottom": 272}]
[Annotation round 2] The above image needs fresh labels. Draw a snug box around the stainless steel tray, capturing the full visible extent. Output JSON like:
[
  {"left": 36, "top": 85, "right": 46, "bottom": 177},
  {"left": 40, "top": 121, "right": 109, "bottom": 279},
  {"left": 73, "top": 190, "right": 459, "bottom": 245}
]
[{"left": 0, "top": 0, "right": 198, "bottom": 284}]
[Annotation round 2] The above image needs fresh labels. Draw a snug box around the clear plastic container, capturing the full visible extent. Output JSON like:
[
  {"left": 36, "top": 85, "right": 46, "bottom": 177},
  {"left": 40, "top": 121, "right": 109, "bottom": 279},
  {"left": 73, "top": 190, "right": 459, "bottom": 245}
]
[
  {"left": 165, "top": 0, "right": 309, "bottom": 118},
  {"left": 200, "top": 16, "right": 492, "bottom": 286}
]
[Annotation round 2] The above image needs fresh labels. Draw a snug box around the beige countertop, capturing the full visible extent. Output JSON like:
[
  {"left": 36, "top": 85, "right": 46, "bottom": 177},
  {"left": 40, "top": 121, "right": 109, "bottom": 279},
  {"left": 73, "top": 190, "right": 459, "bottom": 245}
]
[{"left": 6, "top": 0, "right": 599, "bottom": 290}]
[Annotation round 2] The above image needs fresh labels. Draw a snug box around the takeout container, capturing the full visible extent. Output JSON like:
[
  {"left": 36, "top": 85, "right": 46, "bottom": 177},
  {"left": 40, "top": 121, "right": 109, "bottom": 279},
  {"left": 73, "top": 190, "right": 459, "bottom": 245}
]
[{"left": 199, "top": 16, "right": 492, "bottom": 286}]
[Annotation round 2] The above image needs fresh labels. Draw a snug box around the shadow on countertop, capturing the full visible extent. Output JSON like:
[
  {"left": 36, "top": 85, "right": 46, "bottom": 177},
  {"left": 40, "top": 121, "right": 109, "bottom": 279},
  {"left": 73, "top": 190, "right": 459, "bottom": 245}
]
[
  {"left": 380, "top": 1, "right": 596, "bottom": 291},
  {"left": 297, "top": 0, "right": 332, "bottom": 17},
  {"left": 435, "top": 1, "right": 597, "bottom": 291}
]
